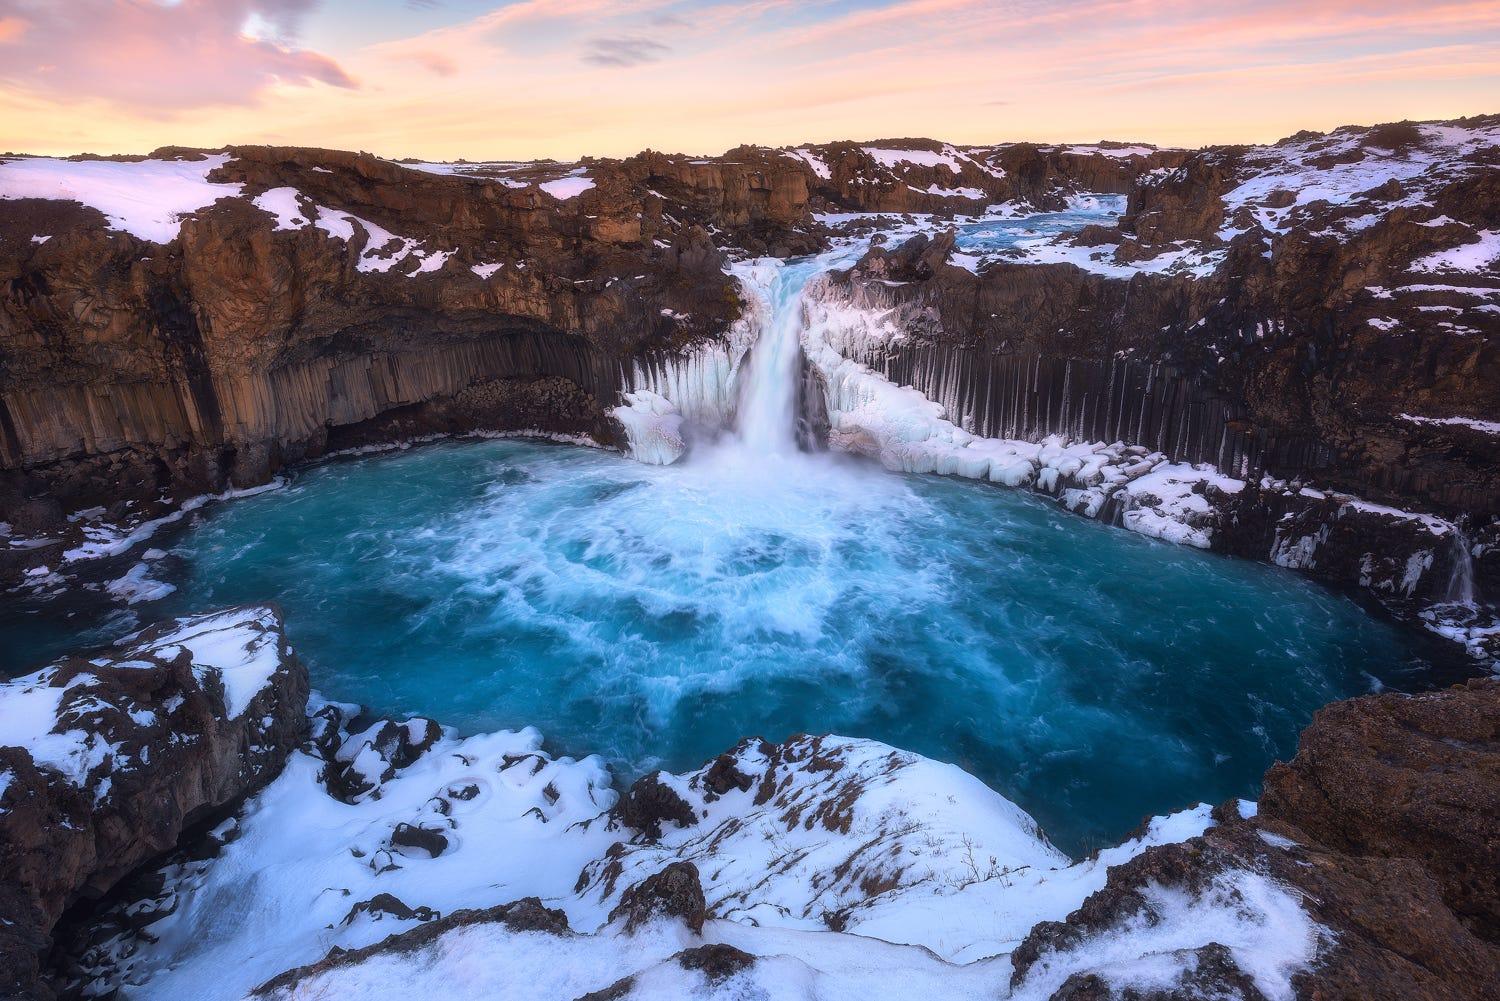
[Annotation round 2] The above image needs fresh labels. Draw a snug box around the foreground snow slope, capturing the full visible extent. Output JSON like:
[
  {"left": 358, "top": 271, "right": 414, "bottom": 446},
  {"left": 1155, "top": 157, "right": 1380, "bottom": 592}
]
[{"left": 60, "top": 700, "right": 1320, "bottom": 1001}]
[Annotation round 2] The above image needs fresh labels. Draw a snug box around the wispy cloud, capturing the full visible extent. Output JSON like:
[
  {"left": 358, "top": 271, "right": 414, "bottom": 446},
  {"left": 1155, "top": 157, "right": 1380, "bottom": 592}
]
[{"left": 583, "top": 34, "right": 672, "bottom": 66}]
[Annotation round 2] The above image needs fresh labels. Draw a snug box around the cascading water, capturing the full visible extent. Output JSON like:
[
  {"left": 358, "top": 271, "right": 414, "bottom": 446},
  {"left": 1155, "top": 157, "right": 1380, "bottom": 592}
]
[
  {"left": 726, "top": 248, "right": 866, "bottom": 457},
  {"left": 1446, "top": 526, "right": 1478, "bottom": 606}
]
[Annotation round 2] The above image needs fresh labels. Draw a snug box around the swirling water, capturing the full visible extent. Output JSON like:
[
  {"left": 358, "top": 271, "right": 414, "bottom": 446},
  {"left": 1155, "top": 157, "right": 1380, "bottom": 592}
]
[
  {"left": 0, "top": 200, "right": 1463, "bottom": 853},
  {"left": 1, "top": 438, "right": 1455, "bottom": 853}
]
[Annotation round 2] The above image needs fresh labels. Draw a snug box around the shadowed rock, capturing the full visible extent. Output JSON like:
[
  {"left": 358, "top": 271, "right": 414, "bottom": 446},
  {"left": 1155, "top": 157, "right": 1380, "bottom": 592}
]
[{"left": 608, "top": 861, "right": 707, "bottom": 935}]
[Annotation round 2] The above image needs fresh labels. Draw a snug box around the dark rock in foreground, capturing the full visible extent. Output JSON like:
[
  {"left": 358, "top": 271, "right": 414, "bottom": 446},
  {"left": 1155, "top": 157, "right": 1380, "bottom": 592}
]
[
  {"left": 0, "top": 606, "right": 308, "bottom": 1000},
  {"left": 1012, "top": 678, "right": 1500, "bottom": 1001}
]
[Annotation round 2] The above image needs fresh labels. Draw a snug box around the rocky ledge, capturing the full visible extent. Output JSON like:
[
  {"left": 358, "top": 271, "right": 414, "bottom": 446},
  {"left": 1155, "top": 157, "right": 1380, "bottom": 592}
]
[
  {"left": 0, "top": 607, "right": 1487, "bottom": 1000},
  {"left": 0, "top": 606, "right": 308, "bottom": 999}
]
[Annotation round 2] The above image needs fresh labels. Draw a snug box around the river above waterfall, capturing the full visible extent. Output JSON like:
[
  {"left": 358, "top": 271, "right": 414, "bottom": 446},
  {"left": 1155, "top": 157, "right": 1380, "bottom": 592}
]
[{"left": 1, "top": 438, "right": 1460, "bottom": 854}]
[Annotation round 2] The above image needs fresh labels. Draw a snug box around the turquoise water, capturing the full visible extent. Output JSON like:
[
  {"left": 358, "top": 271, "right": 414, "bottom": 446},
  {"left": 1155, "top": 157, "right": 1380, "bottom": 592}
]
[
  {"left": 953, "top": 195, "right": 1127, "bottom": 255},
  {"left": 0, "top": 438, "right": 1455, "bottom": 853}
]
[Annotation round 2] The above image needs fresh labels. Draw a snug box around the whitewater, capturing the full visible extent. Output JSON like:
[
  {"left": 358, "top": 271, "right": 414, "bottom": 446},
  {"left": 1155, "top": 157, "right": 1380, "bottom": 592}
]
[{"left": 4, "top": 204, "right": 1468, "bottom": 1001}]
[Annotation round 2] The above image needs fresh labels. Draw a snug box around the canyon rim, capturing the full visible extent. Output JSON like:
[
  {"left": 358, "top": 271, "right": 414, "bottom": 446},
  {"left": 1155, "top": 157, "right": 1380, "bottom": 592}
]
[{"left": 1, "top": 2, "right": 1498, "bottom": 1000}]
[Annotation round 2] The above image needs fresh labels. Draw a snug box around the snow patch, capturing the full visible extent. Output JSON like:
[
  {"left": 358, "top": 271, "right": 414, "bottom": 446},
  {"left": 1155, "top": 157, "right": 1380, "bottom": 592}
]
[{"left": 0, "top": 154, "right": 241, "bottom": 243}]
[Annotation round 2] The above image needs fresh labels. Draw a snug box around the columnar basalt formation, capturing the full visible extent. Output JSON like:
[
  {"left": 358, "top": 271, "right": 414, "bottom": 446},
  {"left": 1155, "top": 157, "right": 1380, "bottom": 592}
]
[
  {"left": 2, "top": 118, "right": 1497, "bottom": 658},
  {"left": 0, "top": 135, "right": 1197, "bottom": 528}
]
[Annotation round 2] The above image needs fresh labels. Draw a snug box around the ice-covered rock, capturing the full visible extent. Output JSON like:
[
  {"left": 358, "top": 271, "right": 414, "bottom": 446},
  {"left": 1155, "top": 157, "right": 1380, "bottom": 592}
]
[{"left": 613, "top": 389, "right": 688, "bottom": 465}]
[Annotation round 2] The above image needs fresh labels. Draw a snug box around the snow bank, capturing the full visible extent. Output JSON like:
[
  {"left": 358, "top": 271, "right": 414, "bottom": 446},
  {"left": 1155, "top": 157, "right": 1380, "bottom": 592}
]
[
  {"left": 244, "top": 184, "right": 455, "bottom": 275},
  {"left": 129, "top": 607, "right": 286, "bottom": 718},
  {"left": 0, "top": 672, "right": 103, "bottom": 788},
  {"left": 540, "top": 170, "right": 595, "bottom": 200},
  {"left": 1008, "top": 237, "right": 1225, "bottom": 279},
  {"left": 1051, "top": 144, "right": 1160, "bottom": 159},
  {"left": 1008, "top": 869, "right": 1322, "bottom": 1001},
  {"left": 576, "top": 735, "right": 1225, "bottom": 964},
  {"left": 1400, "top": 412, "right": 1500, "bottom": 435},
  {"left": 864, "top": 146, "right": 965, "bottom": 172},
  {"left": 80, "top": 721, "right": 619, "bottom": 1001},
  {"left": 79, "top": 714, "right": 1288, "bottom": 1001},
  {"left": 1118, "top": 462, "right": 1245, "bottom": 550},
  {"left": 1410, "top": 229, "right": 1500, "bottom": 274},
  {"left": 0, "top": 154, "right": 241, "bottom": 243}
]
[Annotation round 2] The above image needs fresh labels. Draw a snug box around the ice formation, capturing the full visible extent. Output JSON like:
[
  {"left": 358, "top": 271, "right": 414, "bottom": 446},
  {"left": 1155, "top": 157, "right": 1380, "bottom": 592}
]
[{"left": 609, "top": 222, "right": 1468, "bottom": 574}]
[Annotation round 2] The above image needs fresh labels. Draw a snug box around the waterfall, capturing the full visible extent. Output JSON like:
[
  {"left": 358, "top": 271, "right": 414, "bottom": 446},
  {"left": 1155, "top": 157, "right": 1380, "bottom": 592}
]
[
  {"left": 614, "top": 247, "right": 868, "bottom": 465},
  {"left": 1446, "top": 526, "right": 1477, "bottom": 606},
  {"left": 729, "top": 250, "right": 871, "bottom": 457},
  {"left": 734, "top": 264, "right": 806, "bottom": 456}
]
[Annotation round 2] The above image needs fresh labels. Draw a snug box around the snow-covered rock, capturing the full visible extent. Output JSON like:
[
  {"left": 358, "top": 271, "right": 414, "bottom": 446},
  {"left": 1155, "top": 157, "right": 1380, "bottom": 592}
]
[
  {"left": 56, "top": 714, "right": 1272, "bottom": 1001},
  {"left": 0, "top": 153, "right": 242, "bottom": 243},
  {"left": 0, "top": 606, "right": 308, "bottom": 999}
]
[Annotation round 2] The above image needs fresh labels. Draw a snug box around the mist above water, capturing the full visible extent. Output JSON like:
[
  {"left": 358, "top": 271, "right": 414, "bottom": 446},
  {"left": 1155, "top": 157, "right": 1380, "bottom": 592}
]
[{"left": 0, "top": 437, "right": 1442, "bottom": 854}]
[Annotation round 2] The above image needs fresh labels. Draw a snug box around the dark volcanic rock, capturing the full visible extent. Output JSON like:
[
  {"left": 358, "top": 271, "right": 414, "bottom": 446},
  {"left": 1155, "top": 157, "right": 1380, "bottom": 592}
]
[
  {"left": 612, "top": 771, "right": 697, "bottom": 840},
  {"left": 608, "top": 861, "right": 707, "bottom": 935},
  {"left": 675, "top": 942, "right": 756, "bottom": 981},
  {"left": 1010, "top": 679, "right": 1500, "bottom": 1001},
  {"left": 1260, "top": 678, "right": 1500, "bottom": 943},
  {"left": 341, "top": 892, "right": 438, "bottom": 927},
  {"left": 0, "top": 606, "right": 308, "bottom": 1000}
]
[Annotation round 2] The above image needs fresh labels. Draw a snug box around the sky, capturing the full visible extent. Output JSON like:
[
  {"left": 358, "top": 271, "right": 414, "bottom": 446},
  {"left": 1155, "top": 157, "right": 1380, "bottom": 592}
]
[{"left": 0, "top": 0, "right": 1497, "bottom": 160}]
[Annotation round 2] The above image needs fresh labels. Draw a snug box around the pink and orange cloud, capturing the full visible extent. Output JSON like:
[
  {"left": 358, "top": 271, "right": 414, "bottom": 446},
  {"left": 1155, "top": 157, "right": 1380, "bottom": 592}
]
[
  {"left": 0, "top": 0, "right": 354, "bottom": 111},
  {"left": 0, "top": 0, "right": 1494, "bottom": 158}
]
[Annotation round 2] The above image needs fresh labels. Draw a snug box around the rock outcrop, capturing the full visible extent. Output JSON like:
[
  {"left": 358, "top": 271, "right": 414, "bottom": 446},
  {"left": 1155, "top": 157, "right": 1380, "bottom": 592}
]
[
  {"left": 1259, "top": 678, "right": 1499, "bottom": 944},
  {"left": 0, "top": 605, "right": 308, "bottom": 999},
  {"left": 1011, "top": 679, "right": 1500, "bottom": 1001}
]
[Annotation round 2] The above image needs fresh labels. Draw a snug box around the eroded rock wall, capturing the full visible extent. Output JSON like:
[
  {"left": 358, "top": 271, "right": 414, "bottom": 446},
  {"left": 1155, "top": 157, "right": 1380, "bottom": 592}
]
[{"left": 0, "top": 606, "right": 309, "bottom": 999}]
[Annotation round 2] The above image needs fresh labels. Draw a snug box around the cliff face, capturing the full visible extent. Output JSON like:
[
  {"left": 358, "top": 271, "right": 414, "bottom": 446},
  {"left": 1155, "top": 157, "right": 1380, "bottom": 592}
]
[
  {"left": 826, "top": 117, "right": 1500, "bottom": 518},
  {"left": 0, "top": 606, "right": 308, "bottom": 999},
  {"left": 0, "top": 136, "right": 1192, "bottom": 529},
  {"left": 0, "top": 148, "right": 750, "bottom": 521},
  {"left": 1013, "top": 678, "right": 1500, "bottom": 1001}
]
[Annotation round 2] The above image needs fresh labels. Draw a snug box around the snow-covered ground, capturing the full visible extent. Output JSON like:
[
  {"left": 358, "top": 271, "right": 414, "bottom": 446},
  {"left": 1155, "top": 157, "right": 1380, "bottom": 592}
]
[
  {"left": 1212, "top": 121, "right": 1500, "bottom": 241},
  {"left": 58, "top": 699, "right": 1315, "bottom": 1001},
  {"left": 0, "top": 153, "right": 242, "bottom": 242}
]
